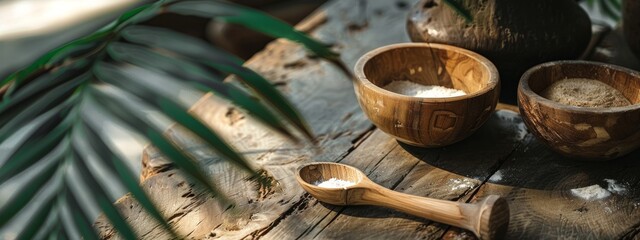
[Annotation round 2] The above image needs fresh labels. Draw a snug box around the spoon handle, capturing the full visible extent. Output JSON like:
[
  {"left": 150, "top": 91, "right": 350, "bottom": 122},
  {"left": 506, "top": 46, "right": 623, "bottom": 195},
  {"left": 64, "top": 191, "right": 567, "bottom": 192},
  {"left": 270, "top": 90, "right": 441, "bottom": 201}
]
[{"left": 362, "top": 185, "right": 508, "bottom": 239}]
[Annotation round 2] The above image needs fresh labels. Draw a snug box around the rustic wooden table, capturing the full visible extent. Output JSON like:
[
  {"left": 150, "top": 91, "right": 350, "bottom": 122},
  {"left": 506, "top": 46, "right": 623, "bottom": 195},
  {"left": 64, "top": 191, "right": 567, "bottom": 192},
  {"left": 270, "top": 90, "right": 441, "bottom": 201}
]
[{"left": 96, "top": 1, "right": 640, "bottom": 239}]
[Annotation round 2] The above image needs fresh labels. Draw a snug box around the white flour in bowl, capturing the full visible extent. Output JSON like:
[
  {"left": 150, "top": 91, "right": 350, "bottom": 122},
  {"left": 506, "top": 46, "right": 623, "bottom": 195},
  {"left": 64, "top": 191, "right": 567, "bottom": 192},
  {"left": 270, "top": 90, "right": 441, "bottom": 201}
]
[{"left": 383, "top": 80, "right": 466, "bottom": 98}]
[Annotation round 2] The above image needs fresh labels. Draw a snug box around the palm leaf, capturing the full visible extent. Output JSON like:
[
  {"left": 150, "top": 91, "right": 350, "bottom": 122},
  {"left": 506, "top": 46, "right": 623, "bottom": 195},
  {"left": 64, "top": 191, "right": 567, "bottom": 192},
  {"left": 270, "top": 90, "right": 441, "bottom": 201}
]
[
  {"left": 442, "top": 0, "right": 473, "bottom": 22},
  {"left": 86, "top": 85, "right": 230, "bottom": 204},
  {"left": 15, "top": 200, "right": 57, "bottom": 240},
  {"left": 0, "top": 0, "right": 341, "bottom": 238},
  {"left": 120, "top": 26, "right": 315, "bottom": 139},
  {"left": 599, "top": 0, "right": 621, "bottom": 21},
  {"left": 166, "top": 0, "right": 337, "bottom": 59},
  {"left": 70, "top": 152, "right": 137, "bottom": 240},
  {"left": 0, "top": 157, "right": 61, "bottom": 227},
  {"left": 72, "top": 122, "right": 179, "bottom": 238},
  {"left": 0, "top": 94, "right": 80, "bottom": 184},
  {"left": 63, "top": 189, "right": 101, "bottom": 240},
  {"left": 0, "top": 75, "right": 85, "bottom": 141},
  {"left": 582, "top": 0, "right": 622, "bottom": 22},
  {"left": 105, "top": 42, "right": 296, "bottom": 140},
  {"left": 0, "top": 59, "right": 90, "bottom": 115}
]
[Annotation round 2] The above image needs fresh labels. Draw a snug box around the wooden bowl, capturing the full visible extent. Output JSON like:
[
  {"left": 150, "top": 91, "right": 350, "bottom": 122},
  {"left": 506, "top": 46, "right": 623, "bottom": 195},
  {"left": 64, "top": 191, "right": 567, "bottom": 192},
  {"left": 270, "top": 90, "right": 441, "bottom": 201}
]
[
  {"left": 518, "top": 61, "right": 640, "bottom": 160},
  {"left": 353, "top": 43, "right": 500, "bottom": 147}
]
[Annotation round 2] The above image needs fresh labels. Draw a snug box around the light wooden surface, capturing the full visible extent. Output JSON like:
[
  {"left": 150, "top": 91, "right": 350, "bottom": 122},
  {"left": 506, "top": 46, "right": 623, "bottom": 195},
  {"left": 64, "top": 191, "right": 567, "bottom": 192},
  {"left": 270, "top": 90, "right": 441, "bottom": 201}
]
[
  {"left": 96, "top": 1, "right": 640, "bottom": 239},
  {"left": 353, "top": 43, "right": 499, "bottom": 147},
  {"left": 297, "top": 162, "right": 509, "bottom": 239}
]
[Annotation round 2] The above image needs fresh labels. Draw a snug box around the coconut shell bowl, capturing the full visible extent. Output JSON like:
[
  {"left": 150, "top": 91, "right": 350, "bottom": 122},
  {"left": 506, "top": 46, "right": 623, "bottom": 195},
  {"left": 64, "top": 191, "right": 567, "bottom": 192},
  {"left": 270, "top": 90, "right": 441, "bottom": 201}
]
[
  {"left": 518, "top": 61, "right": 640, "bottom": 160},
  {"left": 353, "top": 43, "right": 499, "bottom": 147}
]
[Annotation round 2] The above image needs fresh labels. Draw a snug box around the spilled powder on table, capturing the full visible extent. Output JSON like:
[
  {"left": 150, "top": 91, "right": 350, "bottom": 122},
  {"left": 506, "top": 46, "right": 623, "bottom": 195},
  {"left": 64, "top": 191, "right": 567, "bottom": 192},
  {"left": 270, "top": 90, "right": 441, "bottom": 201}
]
[
  {"left": 495, "top": 110, "right": 528, "bottom": 140},
  {"left": 570, "top": 184, "right": 611, "bottom": 200},
  {"left": 489, "top": 170, "right": 503, "bottom": 182},
  {"left": 383, "top": 80, "right": 466, "bottom": 98},
  {"left": 604, "top": 207, "right": 613, "bottom": 214},
  {"left": 449, "top": 178, "right": 476, "bottom": 191},
  {"left": 314, "top": 178, "right": 355, "bottom": 189},
  {"left": 604, "top": 179, "right": 628, "bottom": 194}
]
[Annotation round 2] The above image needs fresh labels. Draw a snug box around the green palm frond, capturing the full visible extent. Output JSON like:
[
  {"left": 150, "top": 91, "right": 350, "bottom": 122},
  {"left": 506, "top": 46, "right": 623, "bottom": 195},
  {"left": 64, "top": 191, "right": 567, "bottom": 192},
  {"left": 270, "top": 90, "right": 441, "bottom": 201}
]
[
  {"left": 442, "top": 0, "right": 473, "bottom": 23},
  {"left": 584, "top": 0, "right": 622, "bottom": 21},
  {"left": 0, "top": 0, "right": 341, "bottom": 238}
]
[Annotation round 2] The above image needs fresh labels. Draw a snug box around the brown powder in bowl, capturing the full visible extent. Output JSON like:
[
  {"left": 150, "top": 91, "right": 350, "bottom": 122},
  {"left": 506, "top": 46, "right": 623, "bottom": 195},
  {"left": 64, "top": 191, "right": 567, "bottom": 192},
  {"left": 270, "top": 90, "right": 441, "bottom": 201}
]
[{"left": 541, "top": 78, "right": 632, "bottom": 108}]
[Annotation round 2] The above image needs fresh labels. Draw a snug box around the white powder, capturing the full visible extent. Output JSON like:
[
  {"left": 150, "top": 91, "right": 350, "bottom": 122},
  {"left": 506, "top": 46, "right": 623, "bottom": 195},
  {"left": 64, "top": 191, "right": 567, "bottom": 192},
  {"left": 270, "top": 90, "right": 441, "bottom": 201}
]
[
  {"left": 383, "top": 80, "right": 467, "bottom": 98},
  {"left": 570, "top": 184, "right": 611, "bottom": 200},
  {"left": 314, "top": 178, "right": 355, "bottom": 189},
  {"left": 489, "top": 170, "right": 503, "bottom": 182},
  {"left": 449, "top": 178, "right": 476, "bottom": 191},
  {"left": 604, "top": 207, "right": 613, "bottom": 214},
  {"left": 495, "top": 110, "right": 528, "bottom": 140},
  {"left": 604, "top": 179, "right": 628, "bottom": 194}
]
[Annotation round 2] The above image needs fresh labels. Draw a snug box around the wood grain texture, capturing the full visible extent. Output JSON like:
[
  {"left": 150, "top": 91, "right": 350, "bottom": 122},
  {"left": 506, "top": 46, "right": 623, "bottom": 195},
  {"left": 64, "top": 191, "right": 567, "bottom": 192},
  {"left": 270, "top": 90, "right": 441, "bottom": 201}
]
[
  {"left": 96, "top": 0, "right": 416, "bottom": 239},
  {"left": 263, "top": 110, "right": 527, "bottom": 240},
  {"left": 297, "top": 162, "right": 509, "bottom": 239},
  {"left": 518, "top": 61, "right": 640, "bottom": 160},
  {"left": 470, "top": 133, "right": 640, "bottom": 239},
  {"left": 354, "top": 43, "right": 499, "bottom": 147},
  {"left": 96, "top": 0, "right": 640, "bottom": 239}
]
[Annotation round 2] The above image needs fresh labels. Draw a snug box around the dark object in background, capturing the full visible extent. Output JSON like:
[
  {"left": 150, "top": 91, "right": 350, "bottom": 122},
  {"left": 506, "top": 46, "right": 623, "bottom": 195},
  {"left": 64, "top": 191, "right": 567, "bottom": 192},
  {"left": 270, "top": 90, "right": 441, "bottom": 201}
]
[
  {"left": 406, "top": 0, "right": 592, "bottom": 104},
  {"left": 208, "top": 0, "right": 326, "bottom": 59},
  {"left": 623, "top": 0, "right": 640, "bottom": 59},
  {"left": 113, "top": 0, "right": 327, "bottom": 60}
]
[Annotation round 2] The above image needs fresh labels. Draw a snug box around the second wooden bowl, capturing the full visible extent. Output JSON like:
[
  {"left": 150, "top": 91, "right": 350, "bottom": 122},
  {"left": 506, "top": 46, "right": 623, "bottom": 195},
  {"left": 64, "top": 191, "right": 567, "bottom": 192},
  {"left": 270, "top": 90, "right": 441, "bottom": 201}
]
[
  {"left": 518, "top": 61, "right": 640, "bottom": 160},
  {"left": 353, "top": 43, "right": 499, "bottom": 147}
]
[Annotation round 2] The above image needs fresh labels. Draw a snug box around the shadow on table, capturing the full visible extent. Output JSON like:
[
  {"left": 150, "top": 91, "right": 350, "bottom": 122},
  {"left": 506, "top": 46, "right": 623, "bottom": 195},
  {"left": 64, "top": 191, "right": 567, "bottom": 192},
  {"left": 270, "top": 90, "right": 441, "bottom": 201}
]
[
  {"left": 397, "top": 110, "right": 640, "bottom": 191},
  {"left": 317, "top": 202, "right": 435, "bottom": 223}
]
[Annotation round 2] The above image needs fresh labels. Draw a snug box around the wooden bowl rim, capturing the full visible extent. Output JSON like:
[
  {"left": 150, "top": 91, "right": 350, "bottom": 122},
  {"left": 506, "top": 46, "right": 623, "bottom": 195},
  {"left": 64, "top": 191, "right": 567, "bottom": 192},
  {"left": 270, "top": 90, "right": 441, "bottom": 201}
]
[
  {"left": 519, "top": 60, "right": 640, "bottom": 114},
  {"left": 354, "top": 43, "right": 499, "bottom": 103}
]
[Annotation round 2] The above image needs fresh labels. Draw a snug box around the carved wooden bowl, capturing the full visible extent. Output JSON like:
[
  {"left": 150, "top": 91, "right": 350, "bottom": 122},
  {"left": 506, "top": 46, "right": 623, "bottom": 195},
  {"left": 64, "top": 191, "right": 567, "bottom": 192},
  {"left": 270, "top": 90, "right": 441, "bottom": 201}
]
[
  {"left": 518, "top": 61, "right": 640, "bottom": 160},
  {"left": 354, "top": 43, "right": 499, "bottom": 147}
]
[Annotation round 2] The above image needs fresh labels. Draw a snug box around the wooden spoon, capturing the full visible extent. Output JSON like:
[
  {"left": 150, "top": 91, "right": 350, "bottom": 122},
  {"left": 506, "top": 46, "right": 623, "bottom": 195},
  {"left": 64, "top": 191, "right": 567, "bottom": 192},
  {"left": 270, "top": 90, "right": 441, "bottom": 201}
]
[{"left": 296, "top": 162, "right": 509, "bottom": 239}]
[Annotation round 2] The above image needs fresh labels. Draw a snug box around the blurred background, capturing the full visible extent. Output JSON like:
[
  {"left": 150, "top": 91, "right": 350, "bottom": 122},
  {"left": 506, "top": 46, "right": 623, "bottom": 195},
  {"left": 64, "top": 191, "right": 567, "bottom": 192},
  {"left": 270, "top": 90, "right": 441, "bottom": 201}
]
[
  {"left": 0, "top": 1, "right": 326, "bottom": 238},
  {"left": 0, "top": 0, "right": 327, "bottom": 173},
  {"left": 0, "top": 1, "right": 625, "bottom": 238}
]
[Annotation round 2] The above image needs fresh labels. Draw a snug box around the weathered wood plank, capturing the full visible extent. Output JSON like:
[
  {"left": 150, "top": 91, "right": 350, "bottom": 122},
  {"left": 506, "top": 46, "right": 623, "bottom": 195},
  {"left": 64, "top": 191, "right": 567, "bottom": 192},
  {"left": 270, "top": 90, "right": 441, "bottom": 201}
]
[
  {"left": 251, "top": 130, "right": 399, "bottom": 239},
  {"left": 96, "top": 0, "right": 420, "bottom": 239},
  {"left": 470, "top": 133, "right": 640, "bottom": 240},
  {"left": 261, "top": 110, "right": 527, "bottom": 240},
  {"left": 96, "top": 0, "right": 640, "bottom": 239},
  {"left": 95, "top": 170, "right": 226, "bottom": 239}
]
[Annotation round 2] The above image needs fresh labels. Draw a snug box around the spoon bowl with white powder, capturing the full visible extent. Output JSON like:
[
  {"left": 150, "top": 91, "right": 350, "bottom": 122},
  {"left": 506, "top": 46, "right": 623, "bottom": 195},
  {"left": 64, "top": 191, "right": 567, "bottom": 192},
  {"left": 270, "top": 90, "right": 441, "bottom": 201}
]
[
  {"left": 297, "top": 162, "right": 510, "bottom": 239},
  {"left": 353, "top": 43, "right": 500, "bottom": 147},
  {"left": 519, "top": 61, "right": 640, "bottom": 160}
]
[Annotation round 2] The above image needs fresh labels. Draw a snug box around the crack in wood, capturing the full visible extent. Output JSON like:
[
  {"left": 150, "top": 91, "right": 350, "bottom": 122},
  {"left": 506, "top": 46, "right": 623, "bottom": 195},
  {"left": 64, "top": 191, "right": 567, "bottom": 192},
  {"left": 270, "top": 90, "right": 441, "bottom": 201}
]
[
  {"left": 421, "top": 131, "right": 532, "bottom": 239},
  {"left": 461, "top": 133, "right": 531, "bottom": 204},
  {"left": 294, "top": 206, "right": 342, "bottom": 240},
  {"left": 247, "top": 131, "right": 395, "bottom": 239},
  {"left": 249, "top": 170, "right": 279, "bottom": 201},
  {"left": 309, "top": 207, "right": 347, "bottom": 239},
  {"left": 620, "top": 220, "right": 640, "bottom": 240},
  {"left": 437, "top": 226, "right": 452, "bottom": 240},
  {"left": 388, "top": 158, "right": 422, "bottom": 191},
  {"left": 350, "top": 126, "right": 375, "bottom": 146},
  {"left": 247, "top": 194, "right": 313, "bottom": 239}
]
